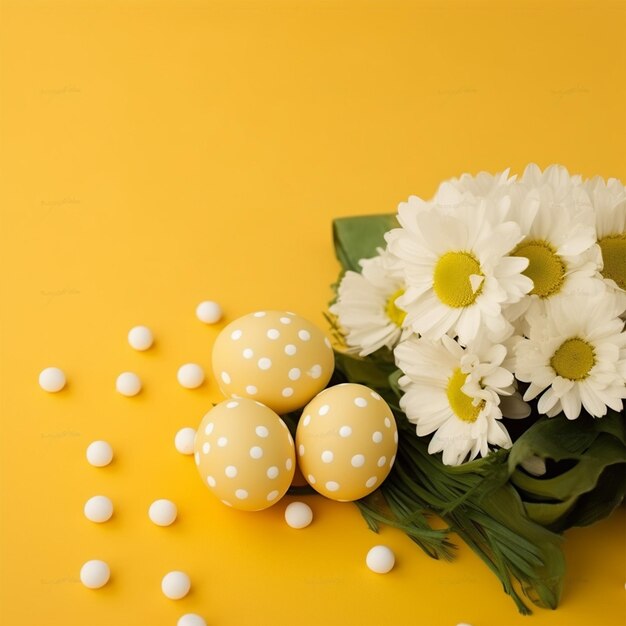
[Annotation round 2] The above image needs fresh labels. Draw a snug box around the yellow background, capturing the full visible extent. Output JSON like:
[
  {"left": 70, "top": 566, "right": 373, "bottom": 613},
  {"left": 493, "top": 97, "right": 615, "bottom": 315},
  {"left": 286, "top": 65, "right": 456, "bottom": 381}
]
[{"left": 1, "top": 1, "right": 625, "bottom": 625}]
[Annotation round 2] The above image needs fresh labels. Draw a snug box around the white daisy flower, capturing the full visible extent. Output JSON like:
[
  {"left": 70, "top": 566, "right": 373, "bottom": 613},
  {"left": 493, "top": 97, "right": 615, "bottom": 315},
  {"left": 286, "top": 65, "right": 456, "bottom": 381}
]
[
  {"left": 584, "top": 175, "right": 626, "bottom": 304},
  {"left": 396, "top": 169, "right": 514, "bottom": 225},
  {"left": 435, "top": 168, "right": 516, "bottom": 210},
  {"left": 386, "top": 195, "right": 533, "bottom": 346},
  {"left": 330, "top": 249, "right": 410, "bottom": 356},
  {"left": 505, "top": 164, "right": 604, "bottom": 325},
  {"left": 515, "top": 293, "right": 626, "bottom": 420},
  {"left": 395, "top": 334, "right": 517, "bottom": 466}
]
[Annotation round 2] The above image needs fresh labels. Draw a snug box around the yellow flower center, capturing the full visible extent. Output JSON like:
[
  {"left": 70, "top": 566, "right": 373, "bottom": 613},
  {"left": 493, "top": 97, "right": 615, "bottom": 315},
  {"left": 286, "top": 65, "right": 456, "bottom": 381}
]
[
  {"left": 512, "top": 239, "right": 565, "bottom": 298},
  {"left": 550, "top": 338, "right": 595, "bottom": 380},
  {"left": 599, "top": 233, "right": 626, "bottom": 290},
  {"left": 446, "top": 368, "right": 484, "bottom": 423},
  {"left": 433, "top": 251, "right": 483, "bottom": 308},
  {"left": 385, "top": 289, "right": 407, "bottom": 327}
]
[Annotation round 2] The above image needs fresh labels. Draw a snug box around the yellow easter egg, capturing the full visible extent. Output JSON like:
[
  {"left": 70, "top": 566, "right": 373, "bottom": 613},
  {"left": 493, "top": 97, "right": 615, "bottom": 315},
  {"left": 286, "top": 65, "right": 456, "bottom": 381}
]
[
  {"left": 194, "top": 398, "right": 296, "bottom": 511},
  {"left": 212, "top": 311, "right": 334, "bottom": 414},
  {"left": 296, "top": 383, "right": 398, "bottom": 502}
]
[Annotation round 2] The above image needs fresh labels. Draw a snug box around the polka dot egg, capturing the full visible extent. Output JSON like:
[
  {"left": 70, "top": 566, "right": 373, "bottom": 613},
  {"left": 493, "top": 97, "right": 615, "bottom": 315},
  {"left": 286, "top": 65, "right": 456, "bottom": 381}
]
[
  {"left": 194, "top": 398, "right": 296, "bottom": 511},
  {"left": 296, "top": 383, "right": 398, "bottom": 502},
  {"left": 212, "top": 311, "right": 334, "bottom": 414}
]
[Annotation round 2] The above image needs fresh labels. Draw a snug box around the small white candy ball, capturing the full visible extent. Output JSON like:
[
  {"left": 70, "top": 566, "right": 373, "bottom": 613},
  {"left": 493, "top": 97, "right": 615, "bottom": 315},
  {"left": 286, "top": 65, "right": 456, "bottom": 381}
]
[
  {"left": 177, "top": 363, "right": 205, "bottom": 389},
  {"left": 84, "top": 495, "right": 113, "bottom": 523},
  {"left": 80, "top": 560, "right": 110, "bottom": 589},
  {"left": 116, "top": 371, "right": 142, "bottom": 396},
  {"left": 196, "top": 300, "right": 222, "bottom": 324},
  {"left": 149, "top": 499, "right": 177, "bottom": 526},
  {"left": 161, "top": 571, "right": 190, "bottom": 599},
  {"left": 38, "top": 367, "right": 66, "bottom": 392},
  {"left": 128, "top": 325, "right": 154, "bottom": 351},
  {"left": 174, "top": 427, "right": 196, "bottom": 455},
  {"left": 366, "top": 545, "right": 395, "bottom": 574},
  {"left": 284, "top": 502, "right": 313, "bottom": 529},
  {"left": 178, "top": 614, "right": 207, "bottom": 626},
  {"left": 86, "top": 441, "right": 113, "bottom": 467}
]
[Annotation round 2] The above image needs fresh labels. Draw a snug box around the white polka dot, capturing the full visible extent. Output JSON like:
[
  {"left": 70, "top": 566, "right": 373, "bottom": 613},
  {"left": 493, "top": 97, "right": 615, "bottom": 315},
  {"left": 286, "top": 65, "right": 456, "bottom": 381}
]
[
  {"left": 302, "top": 415, "right": 311, "bottom": 427},
  {"left": 202, "top": 442, "right": 210, "bottom": 454},
  {"left": 250, "top": 446, "right": 263, "bottom": 459},
  {"left": 226, "top": 401, "right": 239, "bottom": 408},
  {"left": 246, "top": 385, "right": 258, "bottom": 395},
  {"left": 371, "top": 391, "right": 382, "bottom": 400},
  {"left": 325, "top": 481, "right": 340, "bottom": 492},
  {"left": 285, "top": 458, "right": 293, "bottom": 471},
  {"left": 194, "top": 452, "right": 200, "bottom": 466},
  {"left": 253, "top": 311, "right": 266, "bottom": 317},
  {"left": 217, "top": 437, "right": 228, "bottom": 447},
  {"left": 309, "top": 364, "right": 322, "bottom": 379},
  {"left": 235, "top": 489, "right": 248, "bottom": 500},
  {"left": 321, "top": 450, "right": 334, "bottom": 463},
  {"left": 288, "top": 368, "right": 301, "bottom": 381},
  {"left": 221, "top": 371, "right": 231, "bottom": 384},
  {"left": 284, "top": 344, "right": 297, "bottom": 356},
  {"left": 225, "top": 465, "right": 237, "bottom": 478},
  {"left": 318, "top": 404, "right": 330, "bottom": 416},
  {"left": 390, "top": 455, "right": 396, "bottom": 468},
  {"left": 307, "top": 474, "right": 316, "bottom": 484},
  {"left": 298, "top": 444, "right": 305, "bottom": 456},
  {"left": 243, "top": 348, "right": 254, "bottom": 359},
  {"left": 339, "top": 425, "right": 352, "bottom": 437},
  {"left": 267, "top": 466, "right": 279, "bottom": 479},
  {"left": 258, "top": 357, "right": 272, "bottom": 370},
  {"left": 204, "top": 422, "right": 214, "bottom": 435},
  {"left": 365, "top": 476, "right": 378, "bottom": 488},
  {"left": 351, "top": 454, "right": 365, "bottom": 467},
  {"left": 324, "top": 337, "right": 331, "bottom": 348},
  {"left": 267, "top": 328, "right": 280, "bottom": 340},
  {"left": 231, "top": 329, "right": 243, "bottom": 341},
  {"left": 206, "top": 476, "right": 216, "bottom": 487},
  {"left": 256, "top": 425, "right": 269, "bottom": 438},
  {"left": 279, "top": 317, "right": 291, "bottom": 325},
  {"left": 372, "top": 432, "right": 383, "bottom": 443},
  {"left": 282, "top": 387, "right": 294, "bottom": 398},
  {"left": 267, "top": 490, "right": 279, "bottom": 501},
  {"left": 384, "top": 417, "right": 392, "bottom": 428},
  {"left": 354, "top": 397, "right": 368, "bottom": 408},
  {"left": 221, "top": 499, "right": 232, "bottom": 507},
  {"left": 377, "top": 456, "right": 387, "bottom": 467},
  {"left": 298, "top": 329, "right": 311, "bottom": 341},
  {"left": 394, "top": 431, "right": 398, "bottom": 444}
]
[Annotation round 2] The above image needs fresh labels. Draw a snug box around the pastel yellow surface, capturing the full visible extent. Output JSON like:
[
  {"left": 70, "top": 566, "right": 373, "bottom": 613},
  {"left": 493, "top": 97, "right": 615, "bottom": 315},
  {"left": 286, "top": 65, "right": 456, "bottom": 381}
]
[{"left": 1, "top": 1, "right": 625, "bottom": 625}]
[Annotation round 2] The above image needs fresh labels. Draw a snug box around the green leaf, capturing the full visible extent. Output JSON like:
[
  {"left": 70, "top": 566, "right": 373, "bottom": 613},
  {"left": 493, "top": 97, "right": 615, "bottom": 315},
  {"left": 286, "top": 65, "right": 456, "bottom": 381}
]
[
  {"left": 332, "top": 214, "right": 398, "bottom": 272},
  {"left": 565, "top": 463, "right": 626, "bottom": 527},
  {"left": 508, "top": 412, "right": 626, "bottom": 531},
  {"left": 333, "top": 350, "right": 398, "bottom": 404}
]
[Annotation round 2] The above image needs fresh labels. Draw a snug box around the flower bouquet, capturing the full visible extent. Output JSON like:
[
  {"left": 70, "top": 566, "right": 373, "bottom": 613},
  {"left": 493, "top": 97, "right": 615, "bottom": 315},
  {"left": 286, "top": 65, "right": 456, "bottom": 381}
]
[{"left": 326, "top": 165, "right": 625, "bottom": 614}]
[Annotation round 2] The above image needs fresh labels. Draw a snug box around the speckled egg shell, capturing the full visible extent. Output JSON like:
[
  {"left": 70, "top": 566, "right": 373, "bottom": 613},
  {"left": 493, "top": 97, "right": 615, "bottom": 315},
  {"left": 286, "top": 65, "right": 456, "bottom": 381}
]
[
  {"left": 195, "top": 398, "right": 296, "bottom": 511},
  {"left": 296, "top": 383, "right": 398, "bottom": 502},
  {"left": 212, "top": 311, "right": 334, "bottom": 414}
]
